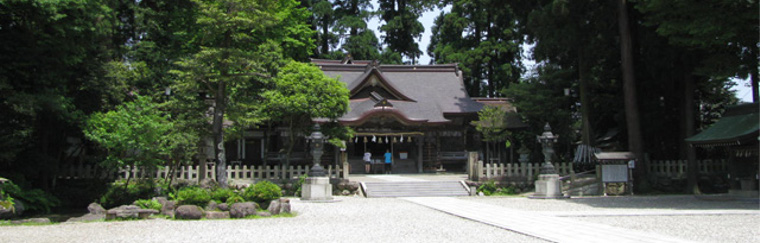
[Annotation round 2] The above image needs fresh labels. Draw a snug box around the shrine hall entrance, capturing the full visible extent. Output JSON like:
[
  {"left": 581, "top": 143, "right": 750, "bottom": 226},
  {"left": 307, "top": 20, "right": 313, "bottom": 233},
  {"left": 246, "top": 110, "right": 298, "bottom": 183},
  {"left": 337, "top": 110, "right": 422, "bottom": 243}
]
[{"left": 346, "top": 133, "right": 423, "bottom": 174}]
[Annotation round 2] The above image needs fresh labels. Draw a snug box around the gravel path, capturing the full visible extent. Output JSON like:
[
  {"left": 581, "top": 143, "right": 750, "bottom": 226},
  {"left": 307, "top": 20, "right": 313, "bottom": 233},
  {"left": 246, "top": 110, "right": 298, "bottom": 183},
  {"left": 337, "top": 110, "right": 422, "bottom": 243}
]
[
  {"left": 0, "top": 196, "right": 546, "bottom": 243},
  {"left": 1, "top": 194, "right": 756, "bottom": 243}
]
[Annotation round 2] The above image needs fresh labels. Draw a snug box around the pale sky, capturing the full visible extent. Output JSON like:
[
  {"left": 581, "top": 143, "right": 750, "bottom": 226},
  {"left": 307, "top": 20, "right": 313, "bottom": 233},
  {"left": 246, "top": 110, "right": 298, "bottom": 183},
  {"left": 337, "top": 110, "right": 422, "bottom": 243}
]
[{"left": 366, "top": 1, "right": 754, "bottom": 103}]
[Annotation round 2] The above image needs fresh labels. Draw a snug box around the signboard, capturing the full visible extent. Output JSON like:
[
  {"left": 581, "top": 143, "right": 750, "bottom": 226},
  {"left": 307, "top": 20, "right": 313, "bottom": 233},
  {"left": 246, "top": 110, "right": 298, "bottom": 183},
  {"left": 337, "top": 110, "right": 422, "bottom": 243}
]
[{"left": 602, "top": 164, "right": 628, "bottom": 183}]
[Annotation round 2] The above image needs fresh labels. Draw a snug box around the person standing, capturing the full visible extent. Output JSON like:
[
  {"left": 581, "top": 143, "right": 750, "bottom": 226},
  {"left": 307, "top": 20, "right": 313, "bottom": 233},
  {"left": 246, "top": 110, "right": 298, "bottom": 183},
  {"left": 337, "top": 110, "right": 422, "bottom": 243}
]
[
  {"left": 363, "top": 151, "right": 372, "bottom": 174},
  {"left": 384, "top": 150, "right": 392, "bottom": 174}
]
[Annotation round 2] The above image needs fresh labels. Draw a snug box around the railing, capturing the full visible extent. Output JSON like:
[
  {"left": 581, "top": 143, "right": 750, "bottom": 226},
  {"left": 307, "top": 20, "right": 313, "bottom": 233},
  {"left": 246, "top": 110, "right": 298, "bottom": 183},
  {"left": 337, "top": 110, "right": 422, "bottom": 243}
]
[
  {"left": 469, "top": 159, "right": 575, "bottom": 182},
  {"left": 56, "top": 163, "right": 345, "bottom": 181},
  {"left": 648, "top": 159, "right": 728, "bottom": 178}
]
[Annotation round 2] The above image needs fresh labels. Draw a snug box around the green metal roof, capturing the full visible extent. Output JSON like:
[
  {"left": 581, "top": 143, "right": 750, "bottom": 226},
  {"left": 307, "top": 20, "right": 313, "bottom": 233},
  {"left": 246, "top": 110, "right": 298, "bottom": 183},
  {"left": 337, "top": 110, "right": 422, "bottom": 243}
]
[{"left": 685, "top": 103, "right": 759, "bottom": 147}]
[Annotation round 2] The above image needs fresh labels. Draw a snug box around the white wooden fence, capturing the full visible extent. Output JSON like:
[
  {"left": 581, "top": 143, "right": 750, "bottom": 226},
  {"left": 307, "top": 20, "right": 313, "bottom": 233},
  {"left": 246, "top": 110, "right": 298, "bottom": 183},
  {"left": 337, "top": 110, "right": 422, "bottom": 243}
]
[
  {"left": 648, "top": 159, "right": 727, "bottom": 178},
  {"left": 471, "top": 160, "right": 575, "bottom": 181},
  {"left": 57, "top": 164, "right": 345, "bottom": 181}
]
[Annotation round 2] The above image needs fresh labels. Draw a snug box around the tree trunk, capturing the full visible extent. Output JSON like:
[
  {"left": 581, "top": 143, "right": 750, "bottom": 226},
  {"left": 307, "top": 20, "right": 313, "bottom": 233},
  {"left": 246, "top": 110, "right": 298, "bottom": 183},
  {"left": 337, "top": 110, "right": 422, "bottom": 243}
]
[
  {"left": 213, "top": 80, "right": 228, "bottom": 187},
  {"left": 578, "top": 50, "right": 593, "bottom": 147},
  {"left": 617, "top": 0, "right": 646, "bottom": 182},
  {"left": 683, "top": 74, "right": 698, "bottom": 193}
]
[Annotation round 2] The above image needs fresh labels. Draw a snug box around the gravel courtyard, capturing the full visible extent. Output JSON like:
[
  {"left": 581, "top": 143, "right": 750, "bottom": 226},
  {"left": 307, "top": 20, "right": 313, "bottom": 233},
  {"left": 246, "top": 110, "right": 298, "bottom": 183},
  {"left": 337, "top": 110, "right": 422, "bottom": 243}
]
[{"left": 0, "top": 195, "right": 757, "bottom": 243}]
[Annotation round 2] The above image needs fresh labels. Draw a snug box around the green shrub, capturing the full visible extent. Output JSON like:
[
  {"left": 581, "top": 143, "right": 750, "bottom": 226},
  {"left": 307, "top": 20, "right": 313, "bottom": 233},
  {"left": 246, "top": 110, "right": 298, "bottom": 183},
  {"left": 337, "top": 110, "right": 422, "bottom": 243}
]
[
  {"left": 1, "top": 182, "right": 60, "bottom": 213},
  {"left": 99, "top": 180, "right": 155, "bottom": 209},
  {"left": 477, "top": 180, "right": 517, "bottom": 196},
  {"left": 134, "top": 199, "right": 162, "bottom": 211},
  {"left": 242, "top": 181, "right": 282, "bottom": 208},
  {"left": 176, "top": 187, "right": 211, "bottom": 207},
  {"left": 225, "top": 195, "right": 245, "bottom": 205},
  {"left": 210, "top": 188, "right": 237, "bottom": 204}
]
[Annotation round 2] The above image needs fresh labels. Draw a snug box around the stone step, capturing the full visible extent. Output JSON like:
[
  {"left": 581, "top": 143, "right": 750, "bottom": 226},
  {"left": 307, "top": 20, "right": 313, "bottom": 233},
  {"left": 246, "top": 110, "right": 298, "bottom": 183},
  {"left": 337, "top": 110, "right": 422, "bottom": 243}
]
[{"left": 362, "top": 181, "right": 469, "bottom": 198}]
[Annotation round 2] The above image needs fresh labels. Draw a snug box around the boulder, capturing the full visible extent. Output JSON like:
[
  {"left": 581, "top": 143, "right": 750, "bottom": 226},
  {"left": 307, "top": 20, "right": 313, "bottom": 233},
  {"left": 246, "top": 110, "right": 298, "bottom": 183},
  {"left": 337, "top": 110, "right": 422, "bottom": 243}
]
[
  {"left": 199, "top": 178, "right": 219, "bottom": 190},
  {"left": 266, "top": 198, "right": 290, "bottom": 215},
  {"left": 0, "top": 206, "right": 13, "bottom": 219},
  {"left": 12, "top": 200, "right": 24, "bottom": 217},
  {"left": 279, "top": 198, "right": 291, "bottom": 214},
  {"left": 174, "top": 205, "right": 203, "bottom": 220},
  {"left": 106, "top": 205, "right": 158, "bottom": 220},
  {"left": 217, "top": 203, "right": 229, "bottom": 212},
  {"left": 229, "top": 202, "right": 258, "bottom": 218},
  {"left": 11, "top": 218, "right": 50, "bottom": 225},
  {"left": 66, "top": 213, "right": 105, "bottom": 223},
  {"left": 204, "top": 211, "right": 230, "bottom": 219},
  {"left": 266, "top": 200, "right": 281, "bottom": 215},
  {"left": 152, "top": 197, "right": 168, "bottom": 207},
  {"left": 256, "top": 211, "right": 271, "bottom": 217},
  {"left": 87, "top": 203, "right": 106, "bottom": 215},
  {"left": 106, "top": 205, "right": 140, "bottom": 220},
  {"left": 161, "top": 201, "right": 177, "bottom": 217},
  {"left": 205, "top": 200, "right": 218, "bottom": 211}
]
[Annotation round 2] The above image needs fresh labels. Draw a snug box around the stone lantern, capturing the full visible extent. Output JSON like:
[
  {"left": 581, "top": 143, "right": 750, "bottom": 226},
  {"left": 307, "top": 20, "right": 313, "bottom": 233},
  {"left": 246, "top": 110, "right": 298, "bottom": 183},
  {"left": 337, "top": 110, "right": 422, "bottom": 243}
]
[
  {"left": 531, "top": 123, "right": 567, "bottom": 199},
  {"left": 306, "top": 124, "right": 327, "bottom": 177},
  {"left": 301, "top": 124, "right": 333, "bottom": 201}
]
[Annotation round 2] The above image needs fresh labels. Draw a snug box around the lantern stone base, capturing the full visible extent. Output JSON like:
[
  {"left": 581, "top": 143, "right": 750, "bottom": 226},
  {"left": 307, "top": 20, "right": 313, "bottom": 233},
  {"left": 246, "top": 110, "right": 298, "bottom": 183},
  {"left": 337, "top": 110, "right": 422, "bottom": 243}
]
[
  {"left": 530, "top": 174, "right": 569, "bottom": 199},
  {"left": 301, "top": 177, "right": 333, "bottom": 201}
]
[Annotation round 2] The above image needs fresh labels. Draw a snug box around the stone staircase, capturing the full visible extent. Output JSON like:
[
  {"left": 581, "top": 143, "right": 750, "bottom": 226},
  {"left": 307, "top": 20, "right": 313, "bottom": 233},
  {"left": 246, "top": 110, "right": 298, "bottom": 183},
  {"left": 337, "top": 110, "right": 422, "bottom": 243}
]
[
  {"left": 562, "top": 174, "right": 601, "bottom": 196},
  {"left": 361, "top": 180, "right": 470, "bottom": 198}
]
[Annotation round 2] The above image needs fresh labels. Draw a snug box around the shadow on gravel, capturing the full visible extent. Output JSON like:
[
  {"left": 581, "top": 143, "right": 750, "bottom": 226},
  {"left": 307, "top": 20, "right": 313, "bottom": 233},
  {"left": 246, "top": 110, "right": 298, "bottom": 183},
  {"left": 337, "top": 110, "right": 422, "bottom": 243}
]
[{"left": 563, "top": 195, "right": 759, "bottom": 210}]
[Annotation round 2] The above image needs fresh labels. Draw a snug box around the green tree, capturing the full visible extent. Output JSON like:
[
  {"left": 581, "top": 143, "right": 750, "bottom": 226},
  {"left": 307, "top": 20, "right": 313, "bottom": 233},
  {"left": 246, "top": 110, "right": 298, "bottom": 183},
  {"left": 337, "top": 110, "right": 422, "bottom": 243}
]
[
  {"left": 84, "top": 95, "right": 173, "bottom": 186},
  {"left": 428, "top": 0, "right": 522, "bottom": 97},
  {"left": 261, "top": 60, "right": 350, "bottom": 167},
  {"left": 0, "top": 0, "right": 121, "bottom": 189},
  {"left": 173, "top": 0, "right": 314, "bottom": 186},
  {"left": 471, "top": 106, "right": 517, "bottom": 163},
  {"left": 377, "top": 0, "right": 437, "bottom": 63},
  {"left": 334, "top": 0, "right": 381, "bottom": 60}
]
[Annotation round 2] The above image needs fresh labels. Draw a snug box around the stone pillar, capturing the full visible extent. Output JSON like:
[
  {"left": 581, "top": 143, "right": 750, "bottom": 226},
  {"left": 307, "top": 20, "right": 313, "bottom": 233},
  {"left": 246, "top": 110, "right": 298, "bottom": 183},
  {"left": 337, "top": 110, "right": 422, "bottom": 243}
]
[{"left": 301, "top": 177, "right": 333, "bottom": 201}]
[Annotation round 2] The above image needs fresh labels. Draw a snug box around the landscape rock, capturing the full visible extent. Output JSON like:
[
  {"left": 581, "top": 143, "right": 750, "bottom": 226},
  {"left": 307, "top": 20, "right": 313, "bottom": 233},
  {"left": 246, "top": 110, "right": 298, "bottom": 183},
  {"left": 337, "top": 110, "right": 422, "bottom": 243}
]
[
  {"left": 199, "top": 178, "right": 219, "bottom": 190},
  {"left": 279, "top": 198, "right": 291, "bottom": 214},
  {"left": 152, "top": 197, "right": 168, "bottom": 207},
  {"left": 175, "top": 205, "right": 203, "bottom": 220},
  {"left": 229, "top": 202, "right": 258, "bottom": 218},
  {"left": 161, "top": 201, "right": 177, "bottom": 217},
  {"left": 267, "top": 200, "right": 281, "bottom": 215},
  {"left": 256, "top": 211, "right": 271, "bottom": 217},
  {"left": 12, "top": 200, "right": 24, "bottom": 217},
  {"left": 205, "top": 211, "right": 230, "bottom": 219},
  {"left": 66, "top": 213, "right": 105, "bottom": 222},
  {"left": 206, "top": 200, "right": 218, "bottom": 211},
  {"left": 0, "top": 206, "right": 13, "bottom": 219},
  {"left": 106, "top": 205, "right": 158, "bottom": 220},
  {"left": 11, "top": 218, "right": 50, "bottom": 225},
  {"left": 217, "top": 203, "right": 229, "bottom": 212},
  {"left": 87, "top": 203, "right": 106, "bottom": 215}
]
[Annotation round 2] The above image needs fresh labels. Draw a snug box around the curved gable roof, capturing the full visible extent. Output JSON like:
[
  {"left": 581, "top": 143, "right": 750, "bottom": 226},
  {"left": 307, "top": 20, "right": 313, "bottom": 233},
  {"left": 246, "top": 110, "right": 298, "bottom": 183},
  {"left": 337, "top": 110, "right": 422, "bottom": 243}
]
[{"left": 315, "top": 60, "right": 484, "bottom": 125}]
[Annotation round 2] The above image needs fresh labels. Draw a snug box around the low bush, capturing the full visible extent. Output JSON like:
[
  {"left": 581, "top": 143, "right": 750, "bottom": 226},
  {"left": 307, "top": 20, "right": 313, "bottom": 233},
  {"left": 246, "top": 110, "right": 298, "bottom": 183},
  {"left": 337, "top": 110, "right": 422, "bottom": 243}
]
[
  {"left": 1, "top": 181, "right": 60, "bottom": 214},
  {"left": 477, "top": 180, "right": 517, "bottom": 196},
  {"left": 176, "top": 187, "right": 211, "bottom": 207},
  {"left": 242, "top": 181, "right": 282, "bottom": 208},
  {"left": 134, "top": 199, "right": 162, "bottom": 211},
  {"left": 225, "top": 195, "right": 245, "bottom": 205},
  {"left": 210, "top": 188, "right": 237, "bottom": 204},
  {"left": 99, "top": 180, "right": 155, "bottom": 209}
]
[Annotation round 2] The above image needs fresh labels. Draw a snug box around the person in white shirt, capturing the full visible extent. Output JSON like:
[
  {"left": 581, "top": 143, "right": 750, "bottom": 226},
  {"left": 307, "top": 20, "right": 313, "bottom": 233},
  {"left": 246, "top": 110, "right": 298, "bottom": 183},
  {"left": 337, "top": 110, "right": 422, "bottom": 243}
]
[{"left": 363, "top": 151, "right": 372, "bottom": 174}]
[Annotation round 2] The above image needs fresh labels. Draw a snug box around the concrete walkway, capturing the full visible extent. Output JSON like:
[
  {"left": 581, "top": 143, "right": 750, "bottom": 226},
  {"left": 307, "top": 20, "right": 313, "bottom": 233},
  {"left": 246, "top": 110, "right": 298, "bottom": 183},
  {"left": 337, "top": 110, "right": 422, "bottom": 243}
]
[{"left": 403, "top": 197, "right": 696, "bottom": 243}]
